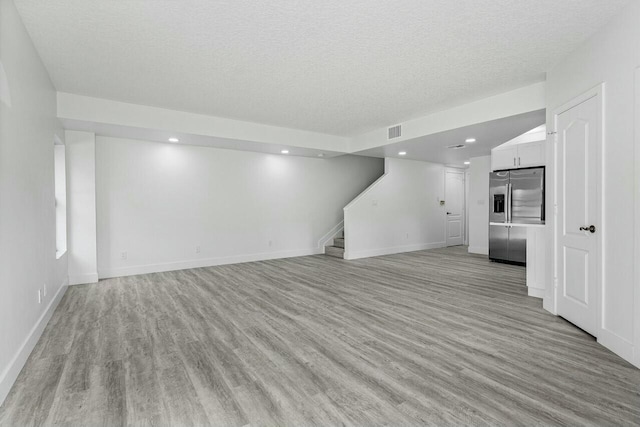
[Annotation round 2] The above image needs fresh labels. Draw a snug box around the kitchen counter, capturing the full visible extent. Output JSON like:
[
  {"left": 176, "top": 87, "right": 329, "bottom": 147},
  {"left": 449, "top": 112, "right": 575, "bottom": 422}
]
[
  {"left": 490, "top": 222, "right": 546, "bottom": 299},
  {"left": 489, "top": 222, "right": 545, "bottom": 228}
]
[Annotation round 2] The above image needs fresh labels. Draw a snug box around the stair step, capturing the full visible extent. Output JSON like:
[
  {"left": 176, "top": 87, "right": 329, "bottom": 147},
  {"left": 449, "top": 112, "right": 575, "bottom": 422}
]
[
  {"left": 333, "top": 237, "right": 345, "bottom": 248},
  {"left": 325, "top": 245, "right": 345, "bottom": 259}
]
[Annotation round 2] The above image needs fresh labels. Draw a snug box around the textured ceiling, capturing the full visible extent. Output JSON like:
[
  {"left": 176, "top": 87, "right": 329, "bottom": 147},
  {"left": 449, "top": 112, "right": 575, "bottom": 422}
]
[{"left": 15, "top": 0, "right": 630, "bottom": 136}]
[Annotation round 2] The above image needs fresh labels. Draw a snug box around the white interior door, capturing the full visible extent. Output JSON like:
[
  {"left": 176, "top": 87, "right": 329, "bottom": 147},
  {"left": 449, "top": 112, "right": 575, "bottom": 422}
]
[
  {"left": 445, "top": 170, "right": 464, "bottom": 246},
  {"left": 555, "top": 92, "right": 601, "bottom": 337}
]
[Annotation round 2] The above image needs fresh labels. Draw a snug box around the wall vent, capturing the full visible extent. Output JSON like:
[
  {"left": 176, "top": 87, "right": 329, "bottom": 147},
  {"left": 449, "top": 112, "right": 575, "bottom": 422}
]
[
  {"left": 388, "top": 124, "right": 402, "bottom": 140},
  {"left": 447, "top": 144, "right": 466, "bottom": 149}
]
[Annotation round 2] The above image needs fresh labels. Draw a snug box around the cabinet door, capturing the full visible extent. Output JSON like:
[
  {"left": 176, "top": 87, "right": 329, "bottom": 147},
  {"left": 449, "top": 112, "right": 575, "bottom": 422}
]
[
  {"left": 489, "top": 225, "right": 509, "bottom": 261},
  {"left": 516, "top": 140, "right": 545, "bottom": 167},
  {"left": 508, "top": 226, "right": 527, "bottom": 264},
  {"left": 491, "top": 147, "right": 517, "bottom": 171}
]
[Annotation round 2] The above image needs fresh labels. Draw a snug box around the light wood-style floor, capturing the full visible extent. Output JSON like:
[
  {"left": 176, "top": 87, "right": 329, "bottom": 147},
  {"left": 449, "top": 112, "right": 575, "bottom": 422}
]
[{"left": 1, "top": 246, "right": 639, "bottom": 426}]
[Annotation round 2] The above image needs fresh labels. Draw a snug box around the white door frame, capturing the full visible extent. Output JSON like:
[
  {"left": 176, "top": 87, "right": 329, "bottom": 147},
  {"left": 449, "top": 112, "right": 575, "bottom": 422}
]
[
  {"left": 551, "top": 83, "right": 604, "bottom": 337},
  {"left": 634, "top": 68, "right": 640, "bottom": 367},
  {"left": 464, "top": 170, "right": 470, "bottom": 246}
]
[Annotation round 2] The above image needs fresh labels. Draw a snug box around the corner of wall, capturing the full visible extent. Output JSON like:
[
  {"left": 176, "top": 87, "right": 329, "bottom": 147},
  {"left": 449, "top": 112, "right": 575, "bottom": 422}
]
[
  {"left": 468, "top": 247, "right": 488, "bottom": 255},
  {"left": 0, "top": 277, "right": 67, "bottom": 406}
]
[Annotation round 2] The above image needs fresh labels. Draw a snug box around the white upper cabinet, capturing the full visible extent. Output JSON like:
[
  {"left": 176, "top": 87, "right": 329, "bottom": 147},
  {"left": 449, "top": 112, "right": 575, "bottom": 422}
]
[
  {"left": 516, "top": 140, "right": 545, "bottom": 168},
  {"left": 492, "top": 140, "right": 545, "bottom": 171},
  {"left": 492, "top": 146, "right": 518, "bottom": 170}
]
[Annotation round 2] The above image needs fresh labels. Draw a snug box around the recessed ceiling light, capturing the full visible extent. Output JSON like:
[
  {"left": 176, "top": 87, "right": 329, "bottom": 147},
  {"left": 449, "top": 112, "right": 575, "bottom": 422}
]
[
  {"left": 281, "top": 150, "right": 289, "bottom": 154},
  {"left": 168, "top": 137, "right": 179, "bottom": 143},
  {"left": 465, "top": 138, "right": 476, "bottom": 143},
  {"left": 317, "top": 153, "right": 325, "bottom": 157},
  {"left": 398, "top": 151, "right": 407, "bottom": 156},
  {"left": 464, "top": 161, "right": 471, "bottom": 165}
]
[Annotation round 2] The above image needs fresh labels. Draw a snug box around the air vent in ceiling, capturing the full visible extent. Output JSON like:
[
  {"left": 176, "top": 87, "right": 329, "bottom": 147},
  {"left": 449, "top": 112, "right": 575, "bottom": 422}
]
[
  {"left": 447, "top": 144, "right": 466, "bottom": 149},
  {"left": 388, "top": 124, "right": 402, "bottom": 140}
]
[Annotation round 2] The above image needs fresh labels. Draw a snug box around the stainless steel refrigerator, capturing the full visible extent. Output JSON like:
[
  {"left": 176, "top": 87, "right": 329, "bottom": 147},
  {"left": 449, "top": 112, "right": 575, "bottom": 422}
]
[{"left": 489, "top": 167, "right": 544, "bottom": 265}]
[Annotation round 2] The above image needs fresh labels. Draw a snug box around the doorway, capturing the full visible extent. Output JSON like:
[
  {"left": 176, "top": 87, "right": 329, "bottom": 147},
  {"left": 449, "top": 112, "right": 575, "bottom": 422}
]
[
  {"left": 445, "top": 169, "right": 465, "bottom": 246},
  {"left": 553, "top": 85, "right": 603, "bottom": 337}
]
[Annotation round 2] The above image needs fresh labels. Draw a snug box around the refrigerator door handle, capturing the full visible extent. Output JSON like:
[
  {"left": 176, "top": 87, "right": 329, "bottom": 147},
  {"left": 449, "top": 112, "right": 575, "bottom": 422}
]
[
  {"left": 506, "top": 183, "right": 512, "bottom": 222},
  {"left": 504, "top": 183, "right": 508, "bottom": 222}
]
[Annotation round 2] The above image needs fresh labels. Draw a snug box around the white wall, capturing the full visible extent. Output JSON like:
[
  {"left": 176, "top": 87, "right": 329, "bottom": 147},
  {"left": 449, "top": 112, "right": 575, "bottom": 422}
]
[
  {"left": 66, "top": 130, "right": 98, "bottom": 285},
  {"left": 95, "top": 137, "right": 383, "bottom": 277},
  {"left": 545, "top": 0, "right": 640, "bottom": 367},
  {"left": 343, "top": 158, "right": 446, "bottom": 259},
  {"left": 0, "top": 0, "right": 68, "bottom": 405},
  {"left": 467, "top": 155, "right": 491, "bottom": 255}
]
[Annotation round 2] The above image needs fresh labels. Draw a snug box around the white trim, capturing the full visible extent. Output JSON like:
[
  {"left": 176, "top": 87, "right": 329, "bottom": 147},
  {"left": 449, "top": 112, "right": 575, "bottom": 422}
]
[
  {"left": 527, "top": 288, "right": 545, "bottom": 299},
  {"left": 468, "top": 246, "right": 489, "bottom": 255},
  {"left": 598, "top": 330, "right": 636, "bottom": 368},
  {"left": 634, "top": 67, "right": 640, "bottom": 368},
  {"left": 464, "top": 170, "right": 470, "bottom": 246},
  {"left": 344, "top": 242, "right": 446, "bottom": 261},
  {"left": 317, "top": 221, "right": 344, "bottom": 252},
  {"left": 0, "top": 278, "right": 68, "bottom": 406},
  {"left": 544, "top": 113, "right": 558, "bottom": 315},
  {"left": 69, "top": 273, "right": 99, "bottom": 285},
  {"left": 98, "top": 248, "right": 322, "bottom": 279}
]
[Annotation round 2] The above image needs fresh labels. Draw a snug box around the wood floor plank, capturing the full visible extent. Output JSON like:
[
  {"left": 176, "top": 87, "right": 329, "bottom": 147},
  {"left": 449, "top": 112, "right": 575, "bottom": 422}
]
[{"left": 1, "top": 246, "right": 639, "bottom": 426}]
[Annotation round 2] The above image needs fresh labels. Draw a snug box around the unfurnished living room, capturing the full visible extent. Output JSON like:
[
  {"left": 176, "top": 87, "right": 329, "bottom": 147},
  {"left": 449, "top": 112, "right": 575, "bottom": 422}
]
[{"left": 1, "top": 0, "right": 640, "bottom": 426}]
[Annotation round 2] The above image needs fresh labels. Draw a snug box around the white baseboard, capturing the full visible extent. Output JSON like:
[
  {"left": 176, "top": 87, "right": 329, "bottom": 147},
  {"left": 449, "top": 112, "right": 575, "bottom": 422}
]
[
  {"left": 98, "top": 248, "right": 323, "bottom": 279},
  {"left": 542, "top": 297, "right": 556, "bottom": 315},
  {"left": 69, "top": 273, "right": 98, "bottom": 285},
  {"left": 0, "top": 278, "right": 68, "bottom": 406},
  {"left": 527, "top": 287, "right": 544, "bottom": 299},
  {"left": 344, "top": 242, "right": 446, "bottom": 260},
  {"left": 598, "top": 328, "right": 637, "bottom": 368},
  {"left": 468, "top": 246, "right": 489, "bottom": 255}
]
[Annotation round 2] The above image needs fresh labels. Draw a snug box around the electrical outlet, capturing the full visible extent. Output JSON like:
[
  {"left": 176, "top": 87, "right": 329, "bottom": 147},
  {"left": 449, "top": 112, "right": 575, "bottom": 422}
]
[
  {"left": 195, "top": 246, "right": 201, "bottom": 254},
  {"left": 121, "top": 251, "right": 127, "bottom": 260},
  {"left": 43, "top": 283, "right": 47, "bottom": 297},
  {"left": 268, "top": 240, "right": 273, "bottom": 247},
  {"left": 37, "top": 289, "right": 42, "bottom": 304},
  {"left": 406, "top": 233, "right": 409, "bottom": 239}
]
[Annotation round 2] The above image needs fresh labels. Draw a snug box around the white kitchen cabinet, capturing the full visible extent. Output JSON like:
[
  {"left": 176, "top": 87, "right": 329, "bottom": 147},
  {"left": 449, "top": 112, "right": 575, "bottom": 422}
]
[
  {"left": 492, "top": 146, "right": 518, "bottom": 170},
  {"left": 517, "top": 140, "right": 545, "bottom": 168},
  {"left": 491, "top": 140, "right": 545, "bottom": 171}
]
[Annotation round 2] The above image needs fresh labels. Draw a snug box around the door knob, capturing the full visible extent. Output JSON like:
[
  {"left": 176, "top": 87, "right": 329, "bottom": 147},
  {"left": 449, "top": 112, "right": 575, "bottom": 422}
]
[
  {"left": 447, "top": 212, "right": 452, "bottom": 215},
  {"left": 579, "top": 225, "right": 596, "bottom": 233}
]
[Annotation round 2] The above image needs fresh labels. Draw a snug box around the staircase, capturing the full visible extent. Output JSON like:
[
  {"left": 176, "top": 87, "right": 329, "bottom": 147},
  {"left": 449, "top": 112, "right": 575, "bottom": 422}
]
[{"left": 324, "top": 230, "right": 345, "bottom": 259}]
